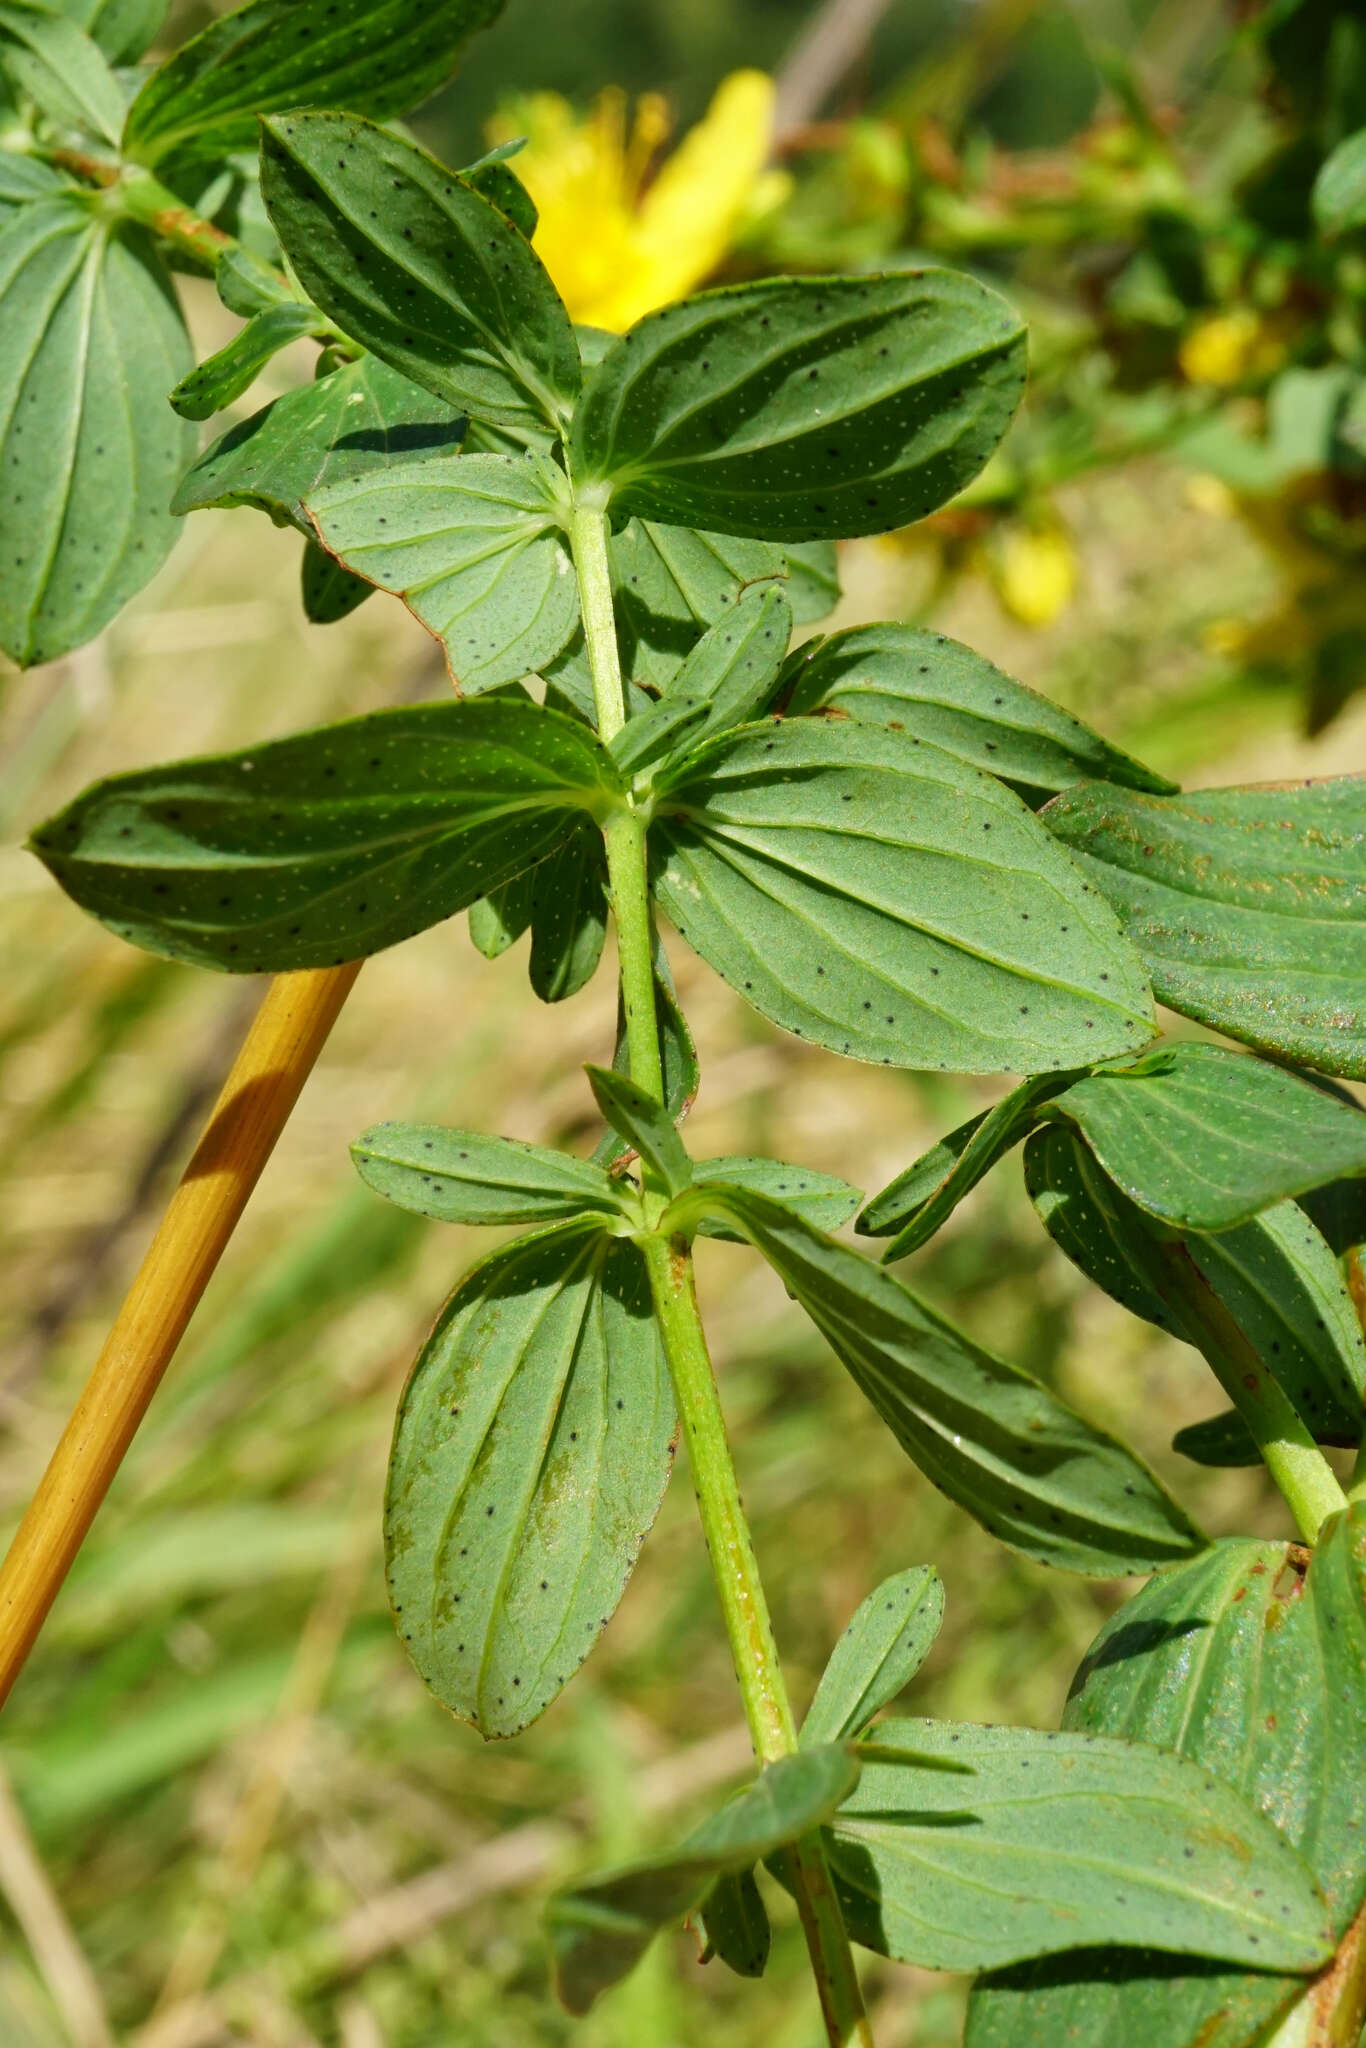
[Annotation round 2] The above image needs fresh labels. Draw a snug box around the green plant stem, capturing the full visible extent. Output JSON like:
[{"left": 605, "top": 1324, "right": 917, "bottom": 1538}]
[
  {"left": 1157, "top": 1243, "right": 1348, "bottom": 1542},
  {"left": 45, "top": 150, "right": 239, "bottom": 270},
  {"left": 571, "top": 496, "right": 874, "bottom": 2048}
]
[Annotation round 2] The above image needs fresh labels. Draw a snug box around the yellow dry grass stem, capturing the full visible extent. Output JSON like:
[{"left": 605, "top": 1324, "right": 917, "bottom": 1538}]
[{"left": 0, "top": 961, "right": 361, "bottom": 1710}]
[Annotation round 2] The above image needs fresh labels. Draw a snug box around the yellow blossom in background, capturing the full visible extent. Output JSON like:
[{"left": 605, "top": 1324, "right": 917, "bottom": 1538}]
[
  {"left": 990, "top": 522, "right": 1079, "bottom": 628},
  {"left": 1178, "top": 308, "right": 1285, "bottom": 387},
  {"left": 488, "top": 72, "right": 781, "bottom": 332}
]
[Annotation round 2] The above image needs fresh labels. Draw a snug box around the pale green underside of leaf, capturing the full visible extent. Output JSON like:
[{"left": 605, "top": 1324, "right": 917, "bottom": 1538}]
[
  {"left": 0, "top": 201, "right": 192, "bottom": 668},
  {"left": 801, "top": 1566, "right": 944, "bottom": 1747},
  {"left": 1025, "top": 1126, "right": 1366, "bottom": 1448},
  {"left": 610, "top": 517, "right": 816, "bottom": 691},
  {"left": 385, "top": 1220, "right": 675, "bottom": 1738},
  {"left": 29, "top": 698, "right": 621, "bottom": 973},
  {"left": 548, "top": 1744, "right": 859, "bottom": 2014},
  {"left": 0, "top": 1, "right": 123, "bottom": 144},
  {"left": 60, "top": 0, "right": 168, "bottom": 64},
  {"left": 172, "top": 353, "right": 467, "bottom": 533},
  {"left": 586, "top": 1063, "right": 691, "bottom": 1196},
  {"left": 350, "top": 1121, "right": 625, "bottom": 1227},
  {"left": 968, "top": 1506, "right": 1366, "bottom": 2047},
  {"left": 308, "top": 450, "right": 578, "bottom": 692},
  {"left": 650, "top": 718, "right": 1155, "bottom": 1075},
  {"left": 1042, "top": 776, "right": 1366, "bottom": 1080},
  {"left": 1313, "top": 127, "right": 1366, "bottom": 238},
  {"left": 692, "top": 1155, "right": 862, "bottom": 1242},
  {"left": 784, "top": 625, "right": 1174, "bottom": 802},
  {"left": 830, "top": 1718, "right": 1331, "bottom": 1976},
  {"left": 570, "top": 271, "right": 1028, "bottom": 542},
  {"left": 260, "top": 110, "right": 578, "bottom": 434},
  {"left": 690, "top": 1184, "right": 1205, "bottom": 1576},
  {"left": 122, "top": 0, "right": 504, "bottom": 164},
  {"left": 591, "top": 945, "right": 698, "bottom": 1167},
  {"left": 0, "top": 153, "right": 70, "bottom": 221}
]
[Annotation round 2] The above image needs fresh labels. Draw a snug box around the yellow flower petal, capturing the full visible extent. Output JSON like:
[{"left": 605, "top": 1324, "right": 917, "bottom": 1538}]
[
  {"left": 995, "top": 526, "right": 1078, "bottom": 628},
  {"left": 1178, "top": 310, "right": 1263, "bottom": 388}
]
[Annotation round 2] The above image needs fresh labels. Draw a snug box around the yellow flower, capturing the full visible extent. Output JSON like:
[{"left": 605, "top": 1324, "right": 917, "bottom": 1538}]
[
  {"left": 991, "top": 523, "right": 1079, "bottom": 628},
  {"left": 1178, "top": 309, "right": 1284, "bottom": 388},
  {"left": 488, "top": 71, "right": 777, "bottom": 332}
]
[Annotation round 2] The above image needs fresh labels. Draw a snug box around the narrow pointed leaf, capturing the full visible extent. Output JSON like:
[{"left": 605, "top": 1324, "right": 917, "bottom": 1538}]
[
  {"left": 28, "top": 698, "right": 623, "bottom": 973},
  {"left": 1036, "top": 1041, "right": 1366, "bottom": 1230},
  {"left": 0, "top": 201, "right": 193, "bottom": 667},
  {"left": 585, "top": 1065, "right": 692, "bottom": 1195},
  {"left": 801, "top": 1566, "right": 945, "bottom": 1747},
  {"left": 696, "top": 1867, "right": 770, "bottom": 1978},
  {"left": 466, "top": 158, "right": 537, "bottom": 240},
  {"left": 684, "top": 1185, "right": 1205, "bottom": 1576},
  {"left": 1314, "top": 128, "right": 1366, "bottom": 238},
  {"left": 170, "top": 303, "right": 326, "bottom": 421},
  {"left": 968, "top": 1508, "right": 1366, "bottom": 2047},
  {"left": 300, "top": 537, "right": 371, "bottom": 624},
  {"left": 548, "top": 1745, "right": 859, "bottom": 2013},
  {"left": 59, "top": 0, "right": 168, "bottom": 64},
  {"left": 172, "top": 353, "right": 466, "bottom": 534},
  {"left": 828, "top": 1719, "right": 1331, "bottom": 1975},
  {"left": 123, "top": 0, "right": 505, "bottom": 165},
  {"left": 654, "top": 584, "right": 793, "bottom": 751},
  {"left": 386, "top": 1222, "right": 676, "bottom": 1738},
  {"left": 650, "top": 717, "right": 1155, "bottom": 1075},
  {"left": 308, "top": 451, "right": 578, "bottom": 692},
  {"left": 351, "top": 1122, "right": 626, "bottom": 1227},
  {"left": 1041, "top": 776, "right": 1366, "bottom": 1079},
  {"left": 569, "top": 271, "right": 1027, "bottom": 542},
  {"left": 527, "top": 822, "right": 608, "bottom": 1002},
  {"left": 591, "top": 948, "right": 699, "bottom": 1167},
  {"left": 260, "top": 111, "right": 578, "bottom": 434},
  {"left": 784, "top": 538, "right": 840, "bottom": 624},
  {"left": 692, "top": 1156, "right": 862, "bottom": 1242},
  {"left": 0, "top": 2, "right": 122, "bottom": 143},
  {"left": 0, "top": 152, "right": 69, "bottom": 220},
  {"left": 785, "top": 626, "right": 1174, "bottom": 801},
  {"left": 612, "top": 518, "right": 789, "bottom": 690},
  {"left": 860, "top": 1071, "right": 1084, "bottom": 1256},
  {"left": 1170, "top": 1410, "right": 1258, "bottom": 1466}
]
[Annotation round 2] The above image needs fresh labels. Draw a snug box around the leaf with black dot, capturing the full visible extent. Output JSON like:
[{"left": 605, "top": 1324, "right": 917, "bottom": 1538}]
[
  {"left": 169, "top": 303, "right": 329, "bottom": 422},
  {"left": 673, "top": 1183, "right": 1205, "bottom": 1576},
  {"left": 648, "top": 717, "right": 1156, "bottom": 1075},
  {"left": 691, "top": 1154, "right": 862, "bottom": 1241},
  {"left": 385, "top": 1219, "right": 676, "bottom": 1738},
  {"left": 28, "top": 696, "right": 623, "bottom": 974},
  {"left": 800, "top": 1566, "right": 944, "bottom": 1746},
  {"left": 351, "top": 1121, "right": 629, "bottom": 1228},
  {"left": 569, "top": 271, "right": 1028, "bottom": 542}
]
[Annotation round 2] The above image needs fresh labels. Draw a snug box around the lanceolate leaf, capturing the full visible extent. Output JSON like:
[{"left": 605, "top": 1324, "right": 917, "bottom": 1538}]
[
  {"left": 350, "top": 1122, "right": 628, "bottom": 1228},
  {"left": 611, "top": 584, "right": 793, "bottom": 774},
  {"left": 585, "top": 1065, "right": 691, "bottom": 1195},
  {"left": 859, "top": 1071, "right": 1084, "bottom": 1257},
  {"left": 696, "top": 1867, "right": 770, "bottom": 1979},
  {"left": 1314, "top": 127, "right": 1366, "bottom": 238},
  {"left": 1025, "top": 1126, "right": 1366, "bottom": 1448},
  {"left": 28, "top": 698, "right": 623, "bottom": 973},
  {"left": 650, "top": 718, "right": 1155, "bottom": 1075},
  {"left": 784, "top": 626, "right": 1174, "bottom": 803},
  {"left": 169, "top": 303, "right": 326, "bottom": 422},
  {"left": 0, "top": 2, "right": 122, "bottom": 144},
  {"left": 1035, "top": 1042, "right": 1366, "bottom": 1230},
  {"left": 59, "top": 0, "right": 168, "bottom": 64},
  {"left": 307, "top": 451, "right": 579, "bottom": 693},
  {"left": 0, "top": 153, "right": 69, "bottom": 221},
  {"left": 611, "top": 518, "right": 792, "bottom": 691},
  {"left": 801, "top": 1567, "right": 945, "bottom": 1746},
  {"left": 1170, "top": 1409, "right": 1260, "bottom": 1467},
  {"left": 123, "top": 0, "right": 504, "bottom": 165},
  {"left": 592, "top": 946, "right": 699, "bottom": 1167},
  {"left": 1041, "top": 776, "right": 1366, "bottom": 1079},
  {"left": 385, "top": 1221, "right": 676, "bottom": 1738},
  {"left": 173, "top": 354, "right": 466, "bottom": 533},
  {"left": 527, "top": 820, "right": 607, "bottom": 1003},
  {"left": 548, "top": 1745, "right": 860, "bottom": 2013},
  {"left": 569, "top": 271, "right": 1028, "bottom": 542},
  {"left": 828, "top": 1719, "right": 1331, "bottom": 1975},
  {"left": 968, "top": 1508, "right": 1366, "bottom": 2047},
  {"left": 260, "top": 111, "right": 579, "bottom": 435},
  {"left": 692, "top": 1156, "right": 862, "bottom": 1242},
  {"left": 0, "top": 202, "right": 193, "bottom": 668},
  {"left": 682, "top": 1185, "right": 1205, "bottom": 1576}
]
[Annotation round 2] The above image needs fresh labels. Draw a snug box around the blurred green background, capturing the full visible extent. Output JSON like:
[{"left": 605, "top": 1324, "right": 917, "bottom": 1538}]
[{"left": 3, "top": 0, "right": 1365, "bottom": 2044}]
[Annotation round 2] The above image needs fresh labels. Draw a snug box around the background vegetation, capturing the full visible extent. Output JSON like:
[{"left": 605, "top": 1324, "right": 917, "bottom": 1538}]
[{"left": 2, "top": 0, "right": 1364, "bottom": 2042}]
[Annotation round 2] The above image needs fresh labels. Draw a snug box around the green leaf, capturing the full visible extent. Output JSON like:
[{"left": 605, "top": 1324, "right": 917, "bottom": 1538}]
[
  {"left": 1041, "top": 776, "right": 1366, "bottom": 1079},
  {"left": 466, "top": 158, "right": 537, "bottom": 241},
  {"left": 0, "top": 200, "right": 193, "bottom": 668},
  {"left": 611, "top": 585, "right": 793, "bottom": 774},
  {"left": 569, "top": 271, "right": 1028, "bottom": 542},
  {"left": 695, "top": 1867, "right": 770, "bottom": 1979},
  {"left": 650, "top": 717, "right": 1156, "bottom": 1075},
  {"left": 0, "top": 151, "right": 69, "bottom": 222},
  {"left": 692, "top": 1156, "right": 862, "bottom": 1243},
  {"left": 680, "top": 1185, "right": 1205, "bottom": 1576},
  {"left": 801, "top": 1567, "right": 945, "bottom": 1747},
  {"left": 385, "top": 1221, "right": 675, "bottom": 1738},
  {"left": 214, "top": 242, "right": 295, "bottom": 319},
  {"left": 28, "top": 697, "right": 624, "bottom": 973},
  {"left": 122, "top": 0, "right": 504, "bottom": 165},
  {"left": 468, "top": 869, "right": 533, "bottom": 959},
  {"left": 784, "top": 538, "right": 840, "bottom": 625},
  {"left": 547, "top": 1744, "right": 859, "bottom": 2013},
  {"left": 859, "top": 1072, "right": 1084, "bottom": 1257},
  {"left": 785, "top": 626, "right": 1175, "bottom": 803},
  {"left": 351, "top": 1121, "right": 627, "bottom": 1228},
  {"left": 58, "top": 0, "right": 168, "bottom": 64},
  {"left": 259, "top": 111, "right": 578, "bottom": 435},
  {"left": 0, "top": 2, "right": 123, "bottom": 144},
  {"left": 1024, "top": 1127, "right": 1366, "bottom": 1448},
  {"left": 611, "top": 518, "right": 790, "bottom": 691},
  {"left": 307, "top": 451, "right": 579, "bottom": 693},
  {"left": 968, "top": 1508, "right": 1366, "bottom": 2047},
  {"left": 171, "top": 351, "right": 466, "bottom": 535},
  {"left": 591, "top": 946, "right": 699, "bottom": 1168},
  {"left": 527, "top": 821, "right": 607, "bottom": 1002},
  {"left": 1034, "top": 1042, "right": 1366, "bottom": 1230},
  {"left": 169, "top": 303, "right": 326, "bottom": 421},
  {"left": 1314, "top": 127, "right": 1366, "bottom": 237},
  {"left": 828, "top": 1719, "right": 1331, "bottom": 1975},
  {"left": 300, "top": 536, "right": 371, "bottom": 624},
  {"left": 1169, "top": 1410, "right": 1259, "bottom": 1467},
  {"left": 585, "top": 1064, "right": 692, "bottom": 1195}
]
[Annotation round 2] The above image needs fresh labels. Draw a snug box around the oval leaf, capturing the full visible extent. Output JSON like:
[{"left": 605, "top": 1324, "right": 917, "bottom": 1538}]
[
  {"left": 1314, "top": 127, "right": 1366, "bottom": 238},
  {"left": 801, "top": 1566, "right": 945, "bottom": 1747},
  {"left": 611, "top": 517, "right": 791, "bottom": 691},
  {"left": 650, "top": 717, "right": 1155, "bottom": 1075},
  {"left": 386, "top": 1221, "right": 676, "bottom": 1738},
  {"left": 692, "top": 1155, "right": 862, "bottom": 1242},
  {"left": 351, "top": 1122, "right": 627, "bottom": 1228},
  {"left": 169, "top": 302, "right": 325, "bottom": 422},
  {"left": 569, "top": 271, "right": 1027, "bottom": 541}
]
